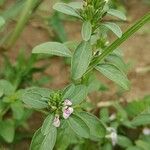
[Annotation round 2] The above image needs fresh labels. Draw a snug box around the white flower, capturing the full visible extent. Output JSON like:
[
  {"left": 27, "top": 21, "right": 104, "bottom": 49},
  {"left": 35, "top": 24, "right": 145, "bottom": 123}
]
[
  {"left": 143, "top": 127, "right": 150, "bottom": 135},
  {"left": 63, "top": 99, "right": 72, "bottom": 106},
  {"left": 106, "top": 127, "right": 118, "bottom": 146},
  {"left": 63, "top": 107, "right": 74, "bottom": 119},
  {"left": 105, "top": 0, "right": 109, "bottom": 3},
  {"left": 53, "top": 115, "right": 60, "bottom": 128},
  {"left": 109, "top": 113, "right": 116, "bottom": 121}
]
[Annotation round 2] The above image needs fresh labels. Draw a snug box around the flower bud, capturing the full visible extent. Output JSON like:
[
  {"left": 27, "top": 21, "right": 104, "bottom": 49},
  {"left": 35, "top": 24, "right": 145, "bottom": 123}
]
[
  {"left": 53, "top": 115, "right": 60, "bottom": 128},
  {"left": 63, "top": 107, "right": 74, "bottom": 119}
]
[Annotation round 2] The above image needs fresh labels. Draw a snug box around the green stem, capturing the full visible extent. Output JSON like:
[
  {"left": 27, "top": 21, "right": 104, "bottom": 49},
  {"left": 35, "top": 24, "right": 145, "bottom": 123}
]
[
  {"left": 3, "top": 0, "right": 41, "bottom": 50},
  {"left": 86, "top": 12, "right": 150, "bottom": 74}
]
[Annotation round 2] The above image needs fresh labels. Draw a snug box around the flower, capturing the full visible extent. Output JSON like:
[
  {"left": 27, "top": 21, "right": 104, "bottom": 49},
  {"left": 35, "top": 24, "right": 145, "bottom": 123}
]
[
  {"left": 143, "top": 127, "right": 150, "bottom": 135},
  {"left": 64, "top": 99, "right": 72, "bottom": 106},
  {"left": 53, "top": 115, "right": 60, "bottom": 127},
  {"left": 106, "top": 127, "right": 118, "bottom": 146},
  {"left": 63, "top": 107, "right": 74, "bottom": 119}
]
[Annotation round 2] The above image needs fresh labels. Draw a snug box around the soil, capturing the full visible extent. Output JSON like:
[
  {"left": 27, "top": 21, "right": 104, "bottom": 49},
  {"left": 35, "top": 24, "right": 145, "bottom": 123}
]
[{"left": 0, "top": 0, "right": 150, "bottom": 149}]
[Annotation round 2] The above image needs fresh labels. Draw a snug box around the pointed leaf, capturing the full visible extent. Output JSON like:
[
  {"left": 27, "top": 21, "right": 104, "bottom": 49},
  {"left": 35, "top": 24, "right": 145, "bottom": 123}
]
[
  {"left": 53, "top": 3, "right": 81, "bottom": 18},
  {"left": 71, "top": 41, "right": 92, "bottom": 80},
  {"left": 95, "top": 63, "right": 130, "bottom": 90},
  {"left": 32, "top": 42, "right": 72, "bottom": 57},
  {"left": 102, "top": 22, "right": 122, "bottom": 38},
  {"left": 131, "top": 114, "right": 150, "bottom": 126},
  {"left": 107, "top": 9, "right": 126, "bottom": 20}
]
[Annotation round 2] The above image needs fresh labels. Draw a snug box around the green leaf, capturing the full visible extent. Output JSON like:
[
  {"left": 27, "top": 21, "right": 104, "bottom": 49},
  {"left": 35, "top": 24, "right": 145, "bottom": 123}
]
[
  {"left": 136, "top": 140, "right": 150, "bottom": 150},
  {"left": 102, "top": 22, "right": 122, "bottom": 38},
  {"left": 106, "top": 54, "right": 127, "bottom": 73},
  {"left": 0, "top": 80, "right": 15, "bottom": 95},
  {"left": 77, "top": 111, "right": 106, "bottom": 138},
  {"left": 117, "top": 135, "right": 133, "bottom": 148},
  {"left": 107, "top": 9, "right": 126, "bottom": 20},
  {"left": 81, "top": 21, "right": 92, "bottom": 41},
  {"left": 125, "top": 96, "right": 150, "bottom": 117},
  {"left": 53, "top": 2, "right": 81, "bottom": 18},
  {"left": 131, "top": 114, "right": 150, "bottom": 126},
  {"left": 67, "top": 85, "right": 88, "bottom": 105},
  {"left": 22, "top": 87, "right": 50, "bottom": 109},
  {"left": 67, "top": 114, "right": 90, "bottom": 138},
  {"left": 0, "top": 120, "right": 15, "bottom": 143},
  {"left": 30, "top": 128, "right": 44, "bottom": 150},
  {"left": 41, "top": 126, "right": 57, "bottom": 150},
  {"left": 32, "top": 42, "right": 72, "bottom": 57},
  {"left": 41, "top": 114, "right": 54, "bottom": 135},
  {"left": 68, "top": 2, "right": 83, "bottom": 9},
  {"left": 71, "top": 41, "right": 92, "bottom": 80},
  {"left": 62, "top": 84, "right": 75, "bottom": 99},
  {"left": 95, "top": 63, "right": 130, "bottom": 90},
  {"left": 127, "top": 146, "right": 142, "bottom": 150},
  {"left": 11, "top": 101, "right": 24, "bottom": 120},
  {"left": 0, "top": 16, "right": 5, "bottom": 28}
]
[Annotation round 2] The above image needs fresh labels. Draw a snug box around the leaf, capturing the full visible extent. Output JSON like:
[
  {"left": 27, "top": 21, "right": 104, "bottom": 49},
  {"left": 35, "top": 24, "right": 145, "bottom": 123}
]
[
  {"left": 95, "top": 63, "right": 130, "bottom": 90},
  {"left": 0, "top": 16, "right": 5, "bottom": 28},
  {"left": 0, "top": 80, "right": 15, "bottom": 95},
  {"left": 68, "top": 2, "right": 83, "bottom": 9},
  {"left": 67, "top": 114, "right": 90, "bottom": 138},
  {"left": 107, "top": 9, "right": 126, "bottom": 20},
  {"left": 22, "top": 87, "right": 50, "bottom": 109},
  {"left": 102, "top": 22, "right": 122, "bottom": 38},
  {"left": 71, "top": 41, "right": 92, "bottom": 80},
  {"left": 11, "top": 101, "right": 24, "bottom": 120},
  {"left": 117, "top": 135, "right": 133, "bottom": 148},
  {"left": 0, "top": 120, "right": 15, "bottom": 143},
  {"left": 81, "top": 21, "right": 92, "bottom": 41},
  {"left": 126, "top": 146, "right": 142, "bottom": 150},
  {"left": 131, "top": 114, "right": 150, "bottom": 126},
  {"left": 125, "top": 96, "right": 150, "bottom": 117},
  {"left": 62, "top": 84, "right": 75, "bottom": 99},
  {"left": 136, "top": 140, "right": 150, "bottom": 150},
  {"left": 106, "top": 54, "right": 127, "bottom": 73},
  {"left": 53, "top": 2, "right": 81, "bottom": 18},
  {"left": 77, "top": 112, "right": 106, "bottom": 138},
  {"left": 32, "top": 42, "right": 72, "bottom": 57},
  {"left": 41, "top": 114, "right": 54, "bottom": 135},
  {"left": 67, "top": 85, "right": 88, "bottom": 105},
  {"left": 41, "top": 126, "right": 57, "bottom": 150},
  {"left": 30, "top": 128, "right": 44, "bottom": 150}
]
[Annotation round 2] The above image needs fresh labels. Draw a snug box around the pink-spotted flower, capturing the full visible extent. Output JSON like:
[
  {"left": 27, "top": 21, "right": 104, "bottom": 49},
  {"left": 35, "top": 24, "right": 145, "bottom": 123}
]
[
  {"left": 53, "top": 115, "right": 60, "bottom": 128},
  {"left": 63, "top": 107, "right": 74, "bottom": 119}
]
